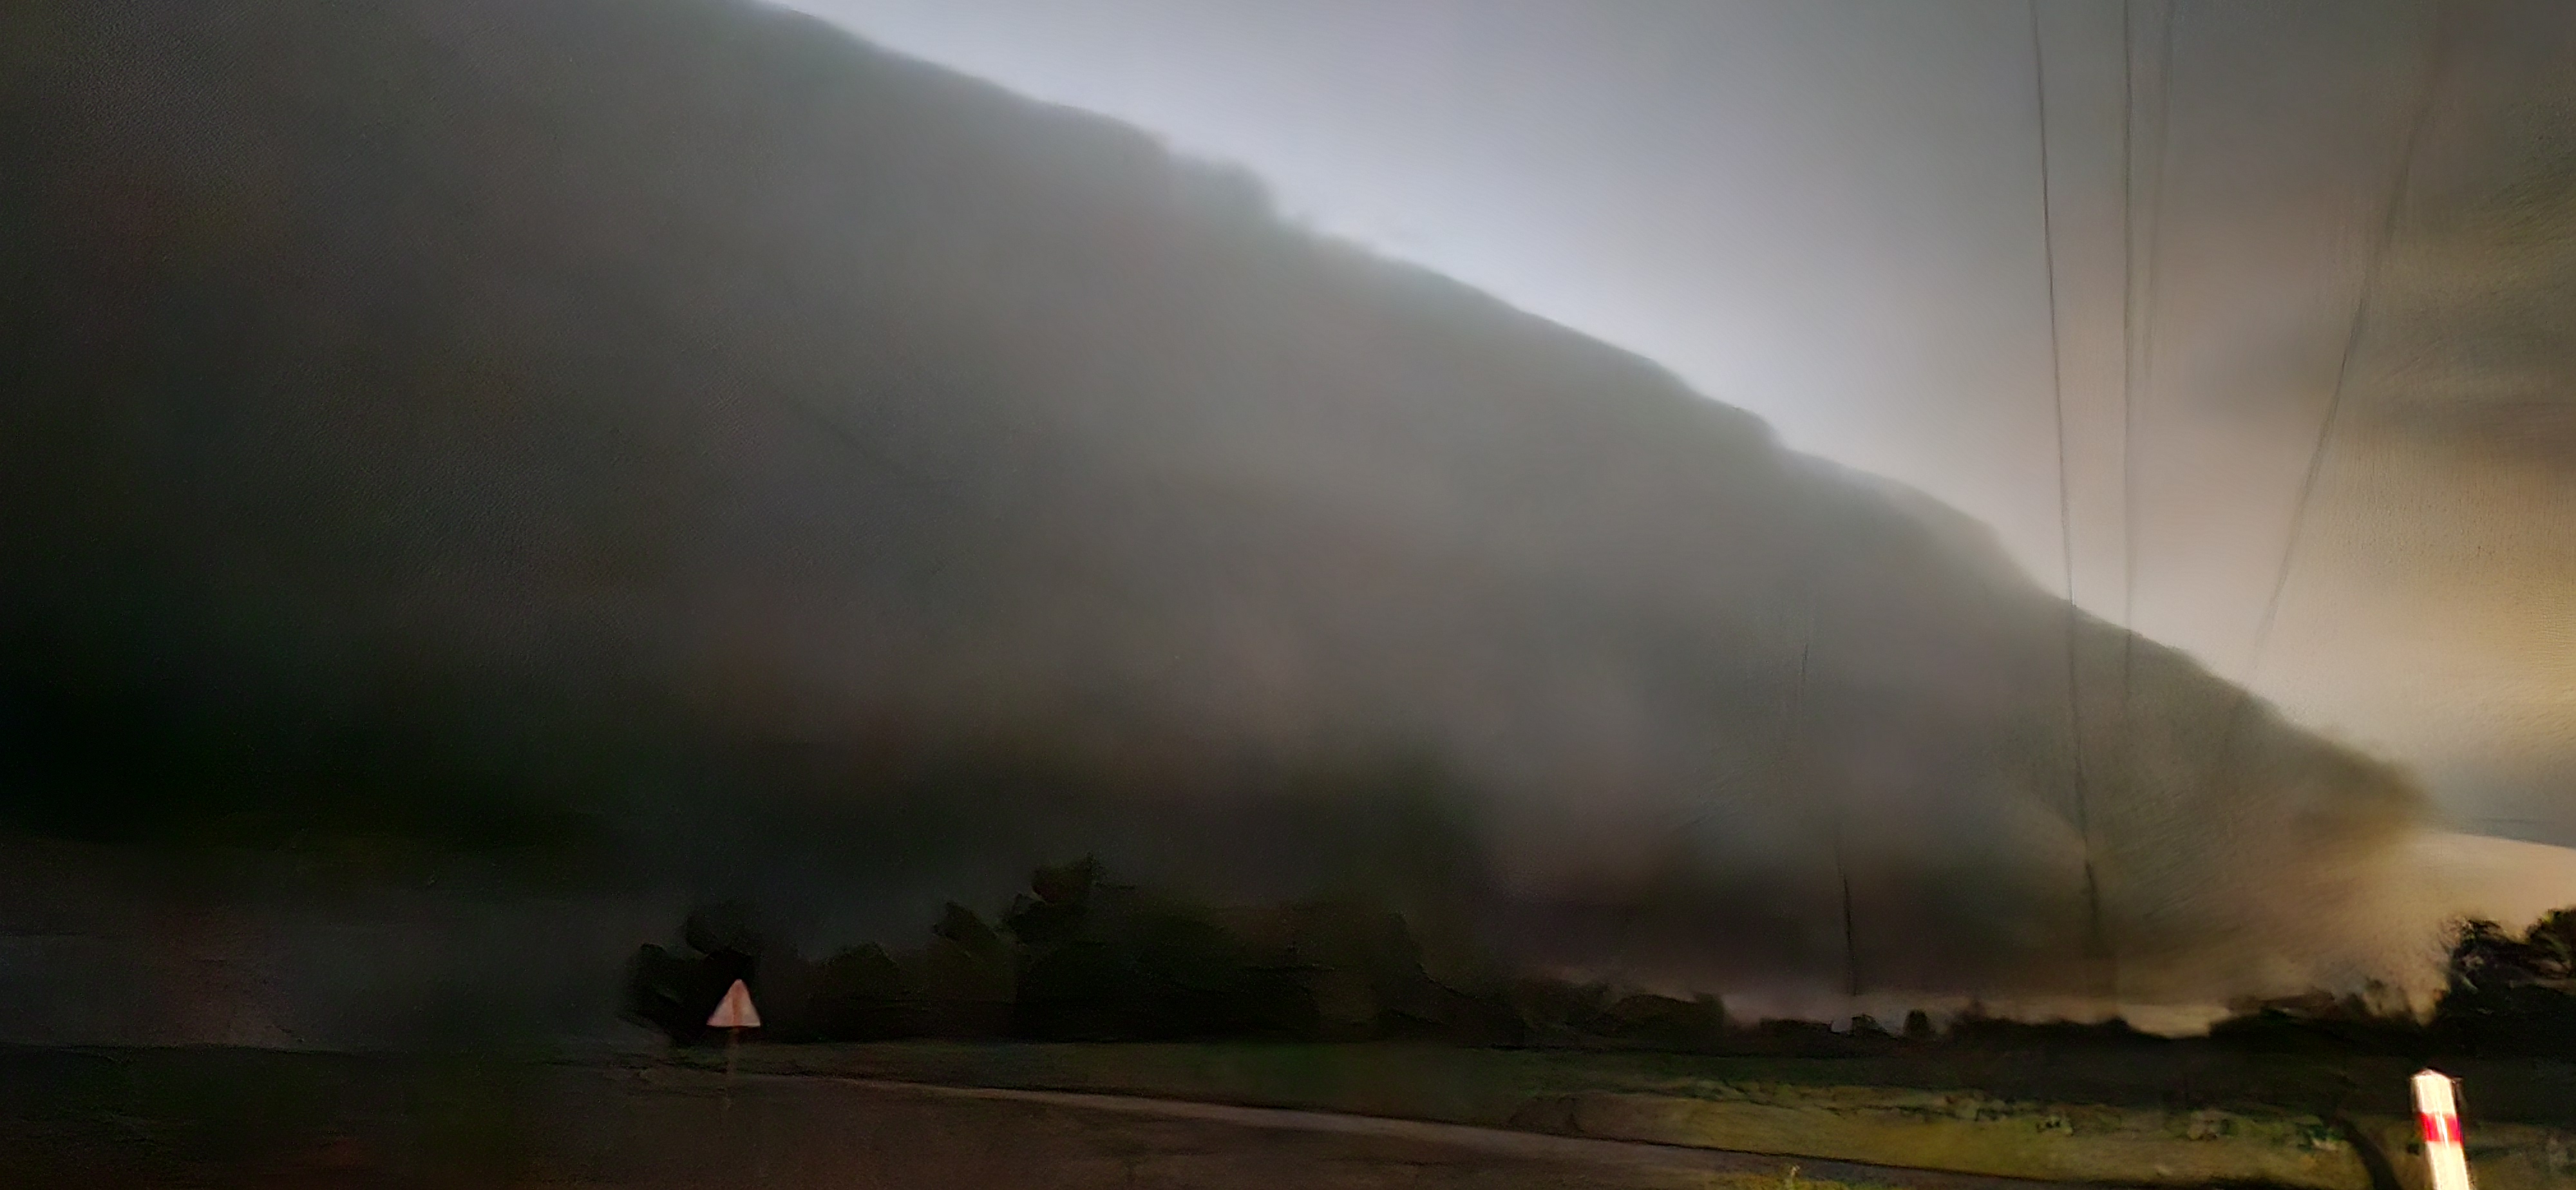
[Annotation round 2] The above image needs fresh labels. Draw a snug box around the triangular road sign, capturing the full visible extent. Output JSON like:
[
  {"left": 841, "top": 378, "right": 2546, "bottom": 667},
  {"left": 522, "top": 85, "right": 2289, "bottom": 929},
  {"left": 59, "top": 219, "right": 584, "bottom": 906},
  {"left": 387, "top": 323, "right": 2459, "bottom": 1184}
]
[{"left": 706, "top": 978, "right": 761, "bottom": 1029}]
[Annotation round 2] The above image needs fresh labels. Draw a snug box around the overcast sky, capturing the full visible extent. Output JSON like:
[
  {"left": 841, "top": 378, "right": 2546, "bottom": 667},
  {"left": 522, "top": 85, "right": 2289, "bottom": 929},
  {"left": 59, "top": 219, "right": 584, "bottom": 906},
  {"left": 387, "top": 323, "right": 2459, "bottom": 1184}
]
[{"left": 777, "top": 0, "right": 2573, "bottom": 841}]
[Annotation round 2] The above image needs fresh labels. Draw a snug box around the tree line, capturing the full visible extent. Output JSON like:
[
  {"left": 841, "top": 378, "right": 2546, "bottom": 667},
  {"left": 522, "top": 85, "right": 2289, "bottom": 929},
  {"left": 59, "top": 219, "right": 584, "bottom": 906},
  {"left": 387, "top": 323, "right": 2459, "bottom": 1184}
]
[
  {"left": 627, "top": 858, "right": 2576, "bottom": 1058},
  {"left": 626, "top": 857, "right": 1730, "bottom": 1048}
]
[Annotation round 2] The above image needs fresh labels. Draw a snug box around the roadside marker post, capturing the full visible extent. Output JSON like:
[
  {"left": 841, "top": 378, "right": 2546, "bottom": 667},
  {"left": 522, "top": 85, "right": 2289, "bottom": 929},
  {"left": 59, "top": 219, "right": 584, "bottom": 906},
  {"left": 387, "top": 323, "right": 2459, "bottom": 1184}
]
[
  {"left": 707, "top": 979, "right": 761, "bottom": 1104},
  {"left": 2412, "top": 1068, "right": 2474, "bottom": 1190}
]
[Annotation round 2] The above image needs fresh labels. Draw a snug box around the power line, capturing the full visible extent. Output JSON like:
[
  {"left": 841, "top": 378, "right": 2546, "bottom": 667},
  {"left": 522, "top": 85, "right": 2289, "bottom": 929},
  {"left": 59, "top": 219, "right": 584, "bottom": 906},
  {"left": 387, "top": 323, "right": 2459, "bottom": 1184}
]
[
  {"left": 2235, "top": 5, "right": 2456, "bottom": 693},
  {"left": 1802, "top": 627, "right": 1863, "bottom": 1002},
  {"left": 2108, "top": 0, "right": 2176, "bottom": 1008},
  {"left": 1776, "top": 607, "right": 1861, "bottom": 1002},
  {"left": 2026, "top": 0, "right": 2111, "bottom": 995},
  {"left": 2029, "top": 5, "right": 2074, "bottom": 622},
  {"left": 2202, "top": 6, "right": 2461, "bottom": 861},
  {"left": 2119, "top": 2, "right": 2167, "bottom": 686},
  {"left": 2119, "top": 1, "right": 2174, "bottom": 775}
]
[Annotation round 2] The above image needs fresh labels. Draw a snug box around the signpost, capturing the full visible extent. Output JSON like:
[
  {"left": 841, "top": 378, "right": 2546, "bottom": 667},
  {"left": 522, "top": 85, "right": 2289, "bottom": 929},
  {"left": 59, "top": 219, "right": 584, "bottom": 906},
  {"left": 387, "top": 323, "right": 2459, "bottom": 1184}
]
[
  {"left": 707, "top": 979, "right": 761, "bottom": 1099},
  {"left": 2412, "top": 1068, "right": 2474, "bottom": 1190}
]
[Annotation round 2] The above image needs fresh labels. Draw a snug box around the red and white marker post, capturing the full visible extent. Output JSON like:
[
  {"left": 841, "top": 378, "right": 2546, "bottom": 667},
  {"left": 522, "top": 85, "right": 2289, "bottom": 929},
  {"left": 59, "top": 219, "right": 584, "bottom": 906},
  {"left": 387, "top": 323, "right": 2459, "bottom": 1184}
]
[
  {"left": 706, "top": 978, "right": 761, "bottom": 1104},
  {"left": 2412, "top": 1068, "right": 2474, "bottom": 1190}
]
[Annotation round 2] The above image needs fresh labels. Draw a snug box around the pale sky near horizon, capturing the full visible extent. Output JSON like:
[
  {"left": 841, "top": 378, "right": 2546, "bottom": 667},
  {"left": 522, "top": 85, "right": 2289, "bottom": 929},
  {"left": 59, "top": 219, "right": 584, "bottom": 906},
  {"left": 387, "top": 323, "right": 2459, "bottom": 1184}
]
[{"left": 779, "top": 0, "right": 2574, "bottom": 842}]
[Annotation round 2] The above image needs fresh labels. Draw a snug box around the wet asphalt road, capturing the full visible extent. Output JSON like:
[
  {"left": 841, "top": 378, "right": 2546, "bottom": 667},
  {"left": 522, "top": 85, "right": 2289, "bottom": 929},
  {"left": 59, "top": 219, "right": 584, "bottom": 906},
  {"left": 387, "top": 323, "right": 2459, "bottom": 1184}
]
[{"left": 535, "top": 1070, "right": 2116, "bottom": 1190}]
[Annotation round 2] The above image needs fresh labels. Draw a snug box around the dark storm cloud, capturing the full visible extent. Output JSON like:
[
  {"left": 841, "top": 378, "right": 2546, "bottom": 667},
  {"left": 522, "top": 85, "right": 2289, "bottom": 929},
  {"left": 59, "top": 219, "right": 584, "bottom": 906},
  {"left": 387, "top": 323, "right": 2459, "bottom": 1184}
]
[
  {"left": 813, "top": 0, "right": 2576, "bottom": 851},
  {"left": 0, "top": 0, "right": 2470, "bottom": 1039}
]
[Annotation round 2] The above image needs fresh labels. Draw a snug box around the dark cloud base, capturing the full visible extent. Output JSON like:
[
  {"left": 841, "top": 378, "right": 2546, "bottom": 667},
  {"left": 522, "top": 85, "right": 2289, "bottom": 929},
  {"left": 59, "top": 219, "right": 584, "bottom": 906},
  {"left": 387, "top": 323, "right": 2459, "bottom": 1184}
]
[{"left": 0, "top": 0, "right": 2439, "bottom": 1039}]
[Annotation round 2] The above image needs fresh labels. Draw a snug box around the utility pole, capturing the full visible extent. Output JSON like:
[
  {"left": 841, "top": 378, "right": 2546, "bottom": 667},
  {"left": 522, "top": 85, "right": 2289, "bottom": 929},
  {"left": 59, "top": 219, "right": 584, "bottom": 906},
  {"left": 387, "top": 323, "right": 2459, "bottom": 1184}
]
[{"left": 1786, "top": 610, "right": 1861, "bottom": 1005}]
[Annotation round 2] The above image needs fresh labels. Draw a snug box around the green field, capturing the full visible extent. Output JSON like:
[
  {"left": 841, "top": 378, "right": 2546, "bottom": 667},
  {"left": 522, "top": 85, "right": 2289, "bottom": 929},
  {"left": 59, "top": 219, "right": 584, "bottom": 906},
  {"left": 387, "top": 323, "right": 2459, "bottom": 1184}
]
[{"left": 724, "top": 1041, "right": 2576, "bottom": 1190}]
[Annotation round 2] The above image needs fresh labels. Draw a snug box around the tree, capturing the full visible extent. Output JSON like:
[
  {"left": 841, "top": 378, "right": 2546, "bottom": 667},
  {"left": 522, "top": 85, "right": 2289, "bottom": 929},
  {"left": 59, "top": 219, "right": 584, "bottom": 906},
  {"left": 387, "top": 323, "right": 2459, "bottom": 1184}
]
[{"left": 2433, "top": 913, "right": 2576, "bottom": 1058}]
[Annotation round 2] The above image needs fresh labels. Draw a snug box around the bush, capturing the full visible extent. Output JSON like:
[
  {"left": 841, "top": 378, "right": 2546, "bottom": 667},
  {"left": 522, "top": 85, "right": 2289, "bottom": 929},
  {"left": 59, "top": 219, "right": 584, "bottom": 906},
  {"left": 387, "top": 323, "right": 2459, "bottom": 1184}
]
[
  {"left": 622, "top": 902, "right": 761, "bottom": 1045},
  {"left": 2432, "top": 912, "right": 2576, "bottom": 1059}
]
